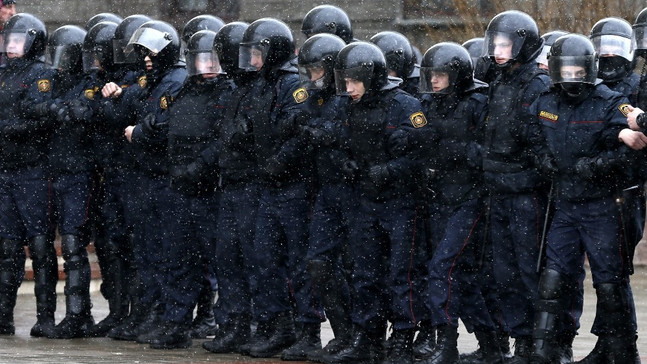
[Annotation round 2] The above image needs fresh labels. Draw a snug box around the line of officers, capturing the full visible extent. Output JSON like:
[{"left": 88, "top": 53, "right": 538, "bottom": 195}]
[{"left": 0, "top": 4, "right": 645, "bottom": 364}]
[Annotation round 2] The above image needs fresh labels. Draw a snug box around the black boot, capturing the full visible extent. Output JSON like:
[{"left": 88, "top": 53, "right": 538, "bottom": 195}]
[
  {"left": 132, "top": 302, "right": 164, "bottom": 343},
  {"left": 239, "top": 319, "right": 272, "bottom": 355},
  {"left": 531, "top": 269, "right": 568, "bottom": 364},
  {"left": 249, "top": 312, "right": 297, "bottom": 358},
  {"left": 189, "top": 284, "right": 217, "bottom": 339},
  {"left": 461, "top": 330, "right": 505, "bottom": 364},
  {"left": 383, "top": 328, "right": 414, "bottom": 364},
  {"left": 507, "top": 336, "right": 532, "bottom": 364},
  {"left": 149, "top": 321, "right": 192, "bottom": 349},
  {"left": 575, "top": 283, "right": 638, "bottom": 364},
  {"left": 108, "top": 299, "right": 150, "bottom": 341},
  {"left": 54, "top": 235, "right": 95, "bottom": 339},
  {"left": 420, "top": 325, "right": 458, "bottom": 364},
  {"left": 88, "top": 240, "right": 128, "bottom": 337},
  {"left": 203, "top": 313, "right": 251, "bottom": 354},
  {"left": 28, "top": 235, "right": 57, "bottom": 338},
  {"left": 555, "top": 331, "right": 574, "bottom": 364},
  {"left": 413, "top": 320, "right": 436, "bottom": 360},
  {"left": 281, "top": 322, "right": 321, "bottom": 361},
  {"left": 307, "top": 260, "right": 353, "bottom": 363},
  {"left": 0, "top": 239, "right": 24, "bottom": 336},
  {"left": 322, "top": 325, "right": 383, "bottom": 364}
]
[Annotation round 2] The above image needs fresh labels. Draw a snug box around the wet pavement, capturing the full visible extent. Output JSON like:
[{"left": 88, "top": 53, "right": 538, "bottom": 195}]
[{"left": 2, "top": 266, "right": 646, "bottom": 363}]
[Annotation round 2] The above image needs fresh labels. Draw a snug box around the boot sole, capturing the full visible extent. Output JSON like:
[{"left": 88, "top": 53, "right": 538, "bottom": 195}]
[{"left": 150, "top": 340, "right": 192, "bottom": 350}]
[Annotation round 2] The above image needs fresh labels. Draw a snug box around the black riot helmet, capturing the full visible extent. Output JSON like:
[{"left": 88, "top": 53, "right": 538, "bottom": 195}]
[
  {"left": 298, "top": 33, "right": 346, "bottom": 90},
  {"left": 369, "top": 31, "right": 415, "bottom": 80},
  {"left": 590, "top": 17, "right": 635, "bottom": 82},
  {"left": 536, "top": 31, "right": 568, "bottom": 69},
  {"left": 334, "top": 41, "right": 391, "bottom": 97},
  {"left": 301, "top": 5, "right": 353, "bottom": 44},
  {"left": 462, "top": 37, "right": 484, "bottom": 66},
  {"left": 548, "top": 34, "right": 598, "bottom": 101},
  {"left": 462, "top": 37, "right": 497, "bottom": 82},
  {"left": 1, "top": 13, "right": 47, "bottom": 61},
  {"left": 239, "top": 18, "right": 295, "bottom": 72},
  {"left": 113, "top": 14, "right": 152, "bottom": 65},
  {"left": 483, "top": 10, "right": 543, "bottom": 68},
  {"left": 213, "top": 21, "right": 249, "bottom": 76},
  {"left": 186, "top": 30, "right": 220, "bottom": 77},
  {"left": 127, "top": 20, "right": 181, "bottom": 72},
  {"left": 420, "top": 42, "right": 473, "bottom": 94},
  {"left": 181, "top": 15, "right": 225, "bottom": 60},
  {"left": 85, "top": 13, "right": 122, "bottom": 31},
  {"left": 82, "top": 21, "right": 117, "bottom": 73},
  {"left": 46, "top": 25, "right": 86, "bottom": 74},
  {"left": 633, "top": 8, "right": 647, "bottom": 56}
]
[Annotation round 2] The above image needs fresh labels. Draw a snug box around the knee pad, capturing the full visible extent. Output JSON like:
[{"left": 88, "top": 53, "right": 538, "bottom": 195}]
[
  {"left": 596, "top": 283, "right": 629, "bottom": 313},
  {"left": 60, "top": 234, "right": 88, "bottom": 261},
  {"left": 538, "top": 268, "right": 565, "bottom": 300},
  {"left": 28, "top": 235, "right": 55, "bottom": 262}
]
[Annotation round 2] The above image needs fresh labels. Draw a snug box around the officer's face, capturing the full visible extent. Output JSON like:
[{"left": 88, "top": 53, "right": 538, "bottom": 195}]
[
  {"left": 195, "top": 53, "right": 219, "bottom": 78},
  {"left": 144, "top": 55, "right": 154, "bottom": 70},
  {"left": 430, "top": 71, "right": 449, "bottom": 92},
  {"left": 493, "top": 34, "right": 513, "bottom": 65},
  {"left": 5, "top": 33, "right": 25, "bottom": 58},
  {"left": 250, "top": 48, "right": 264, "bottom": 71},
  {"left": 345, "top": 78, "right": 365, "bottom": 102},
  {"left": 560, "top": 65, "right": 586, "bottom": 80}
]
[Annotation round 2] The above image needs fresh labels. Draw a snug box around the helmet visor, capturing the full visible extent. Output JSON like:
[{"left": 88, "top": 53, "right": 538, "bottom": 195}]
[
  {"left": 113, "top": 38, "right": 138, "bottom": 64},
  {"left": 548, "top": 55, "right": 598, "bottom": 85},
  {"left": 82, "top": 48, "right": 108, "bottom": 73},
  {"left": 633, "top": 26, "right": 647, "bottom": 51},
  {"left": 419, "top": 67, "right": 453, "bottom": 94},
  {"left": 334, "top": 65, "right": 373, "bottom": 96},
  {"left": 47, "top": 45, "right": 79, "bottom": 71},
  {"left": 187, "top": 51, "right": 222, "bottom": 76},
  {"left": 591, "top": 34, "right": 634, "bottom": 61},
  {"left": 125, "top": 27, "right": 172, "bottom": 58},
  {"left": 536, "top": 44, "right": 551, "bottom": 67},
  {"left": 298, "top": 60, "right": 329, "bottom": 89},
  {"left": 0, "top": 31, "right": 29, "bottom": 58},
  {"left": 483, "top": 31, "right": 525, "bottom": 62},
  {"left": 238, "top": 42, "right": 267, "bottom": 72}
]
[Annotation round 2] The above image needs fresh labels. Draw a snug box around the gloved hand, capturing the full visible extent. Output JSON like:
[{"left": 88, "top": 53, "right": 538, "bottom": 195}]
[
  {"left": 575, "top": 156, "right": 605, "bottom": 179},
  {"left": 236, "top": 117, "right": 251, "bottom": 135},
  {"left": 369, "top": 164, "right": 390, "bottom": 187},
  {"left": 30, "top": 98, "right": 64, "bottom": 119},
  {"left": 388, "top": 129, "right": 409, "bottom": 156},
  {"left": 279, "top": 112, "right": 308, "bottom": 136},
  {"left": 142, "top": 113, "right": 158, "bottom": 134},
  {"left": 300, "top": 125, "right": 327, "bottom": 145},
  {"left": 341, "top": 159, "right": 359, "bottom": 181},
  {"left": 538, "top": 154, "right": 558, "bottom": 177},
  {"left": 67, "top": 99, "right": 93, "bottom": 122}
]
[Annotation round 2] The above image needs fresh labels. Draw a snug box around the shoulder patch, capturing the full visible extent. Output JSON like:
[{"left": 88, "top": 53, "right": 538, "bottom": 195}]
[
  {"left": 618, "top": 104, "right": 632, "bottom": 117},
  {"left": 539, "top": 110, "right": 558, "bottom": 122},
  {"left": 160, "top": 96, "right": 170, "bottom": 110},
  {"left": 138, "top": 76, "right": 147, "bottom": 89},
  {"left": 37, "top": 79, "right": 51, "bottom": 93},
  {"left": 84, "top": 89, "right": 95, "bottom": 100},
  {"left": 409, "top": 111, "right": 428, "bottom": 128},
  {"left": 293, "top": 87, "right": 309, "bottom": 103}
]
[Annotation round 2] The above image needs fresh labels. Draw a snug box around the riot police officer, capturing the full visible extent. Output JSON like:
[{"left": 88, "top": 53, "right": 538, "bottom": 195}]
[
  {"left": 417, "top": 42, "right": 503, "bottom": 364},
  {"left": 536, "top": 31, "right": 568, "bottom": 70},
  {"left": 462, "top": 38, "right": 498, "bottom": 84},
  {"left": 301, "top": 4, "right": 354, "bottom": 44},
  {"left": 324, "top": 41, "right": 429, "bottom": 364},
  {"left": 527, "top": 33, "right": 639, "bottom": 364},
  {"left": 0, "top": 13, "right": 56, "bottom": 337},
  {"left": 480, "top": 10, "right": 551, "bottom": 363},
  {"left": 296, "top": 33, "right": 354, "bottom": 362},
  {"left": 43, "top": 24, "right": 97, "bottom": 339},
  {"left": 180, "top": 14, "right": 224, "bottom": 61},
  {"left": 370, "top": 31, "right": 419, "bottom": 95},
  {"left": 85, "top": 12, "right": 122, "bottom": 31},
  {"left": 237, "top": 18, "right": 323, "bottom": 359}
]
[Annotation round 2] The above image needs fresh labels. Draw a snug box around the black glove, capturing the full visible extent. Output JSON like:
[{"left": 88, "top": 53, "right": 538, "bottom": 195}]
[
  {"left": 388, "top": 129, "right": 409, "bottom": 156},
  {"left": 142, "top": 113, "right": 158, "bottom": 134},
  {"left": 279, "top": 112, "right": 308, "bottom": 136},
  {"left": 575, "top": 156, "right": 606, "bottom": 179},
  {"left": 342, "top": 160, "right": 359, "bottom": 181},
  {"left": 236, "top": 117, "right": 251, "bottom": 135},
  {"left": 300, "top": 125, "right": 327, "bottom": 145},
  {"left": 369, "top": 164, "right": 390, "bottom": 187},
  {"left": 67, "top": 99, "right": 93, "bottom": 122},
  {"left": 29, "top": 98, "right": 64, "bottom": 119},
  {"left": 538, "top": 154, "right": 558, "bottom": 177}
]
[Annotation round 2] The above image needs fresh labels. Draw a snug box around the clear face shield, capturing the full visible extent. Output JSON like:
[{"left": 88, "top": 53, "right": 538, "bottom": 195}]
[
  {"left": 419, "top": 68, "right": 453, "bottom": 94},
  {"left": 634, "top": 26, "right": 647, "bottom": 53},
  {"left": 187, "top": 51, "right": 222, "bottom": 77},
  {"left": 483, "top": 31, "right": 525, "bottom": 64},
  {"left": 548, "top": 55, "right": 598, "bottom": 85},
  {"left": 125, "top": 27, "right": 172, "bottom": 61},
  {"left": 46, "top": 45, "right": 78, "bottom": 71},
  {"left": 334, "top": 65, "right": 372, "bottom": 99},
  {"left": 113, "top": 38, "right": 138, "bottom": 65},
  {"left": 536, "top": 44, "right": 551, "bottom": 68},
  {"left": 298, "top": 60, "right": 329, "bottom": 90},
  {"left": 238, "top": 41, "right": 268, "bottom": 72},
  {"left": 591, "top": 34, "right": 634, "bottom": 61},
  {"left": 82, "top": 47, "right": 107, "bottom": 73},
  {"left": 1, "top": 31, "right": 28, "bottom": 58}
]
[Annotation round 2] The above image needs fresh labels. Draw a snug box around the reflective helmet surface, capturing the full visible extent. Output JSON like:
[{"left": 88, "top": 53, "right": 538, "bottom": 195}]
[
  {"left": 85, "top": 12, "right": 122, "bottom": 31},
  {"left": 462, "top": 37, "right": 484, "bottom": 65},
  {"left": 420, "top": 42, "right": 473, "bottom": 94},
  {"left": 182, "top": 15, "right": 225, "bottom": 43},
  {"left": 536, "top": 30, "right": 567, "bottom": 68},
  {"left": 239, "top": 18, "right": 295, "bottom": 71},
  {"left": 113, "top": 14, "right": 152, "bottom": 65},
  {"left": 483, "top": 10, "right": 542, "bottom": 66},
  {"left": 301, "top": 5, "right": 353, "bottom": 43},
  {"left": 370, "top": 31, "right": 415, "bottom": 79},
  {"left": 634, "top": 7, "right": 647, "bottom": 52},
  {"left": 47, "top": 25, "right": 86, "bottom": 73},
  {"left": 213, "top": 21, "right": 249, "bottom": 75},
  {"left": 334, "top": 41, "right": 388, "bottom": 95},
  {"left": 298, "top": 33, "right": 346, "bottom": 90},
  {"left": 548, "top": 33, "right": 598, "bottom": 85},
  {"left": 186, "top": 30, "right": 220, "bottom": 76},
  {"left": 82, "top": 21, "right": 117, "bottom": 73},
  {"left": 127, "top": 20, "right": 181, "bottom": 72},
  {"left": 590, "top": 17, "right": 634, "bottom": 81},
  {"left": 1, "top": 13, "right": 47, "bottom": 60}
]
